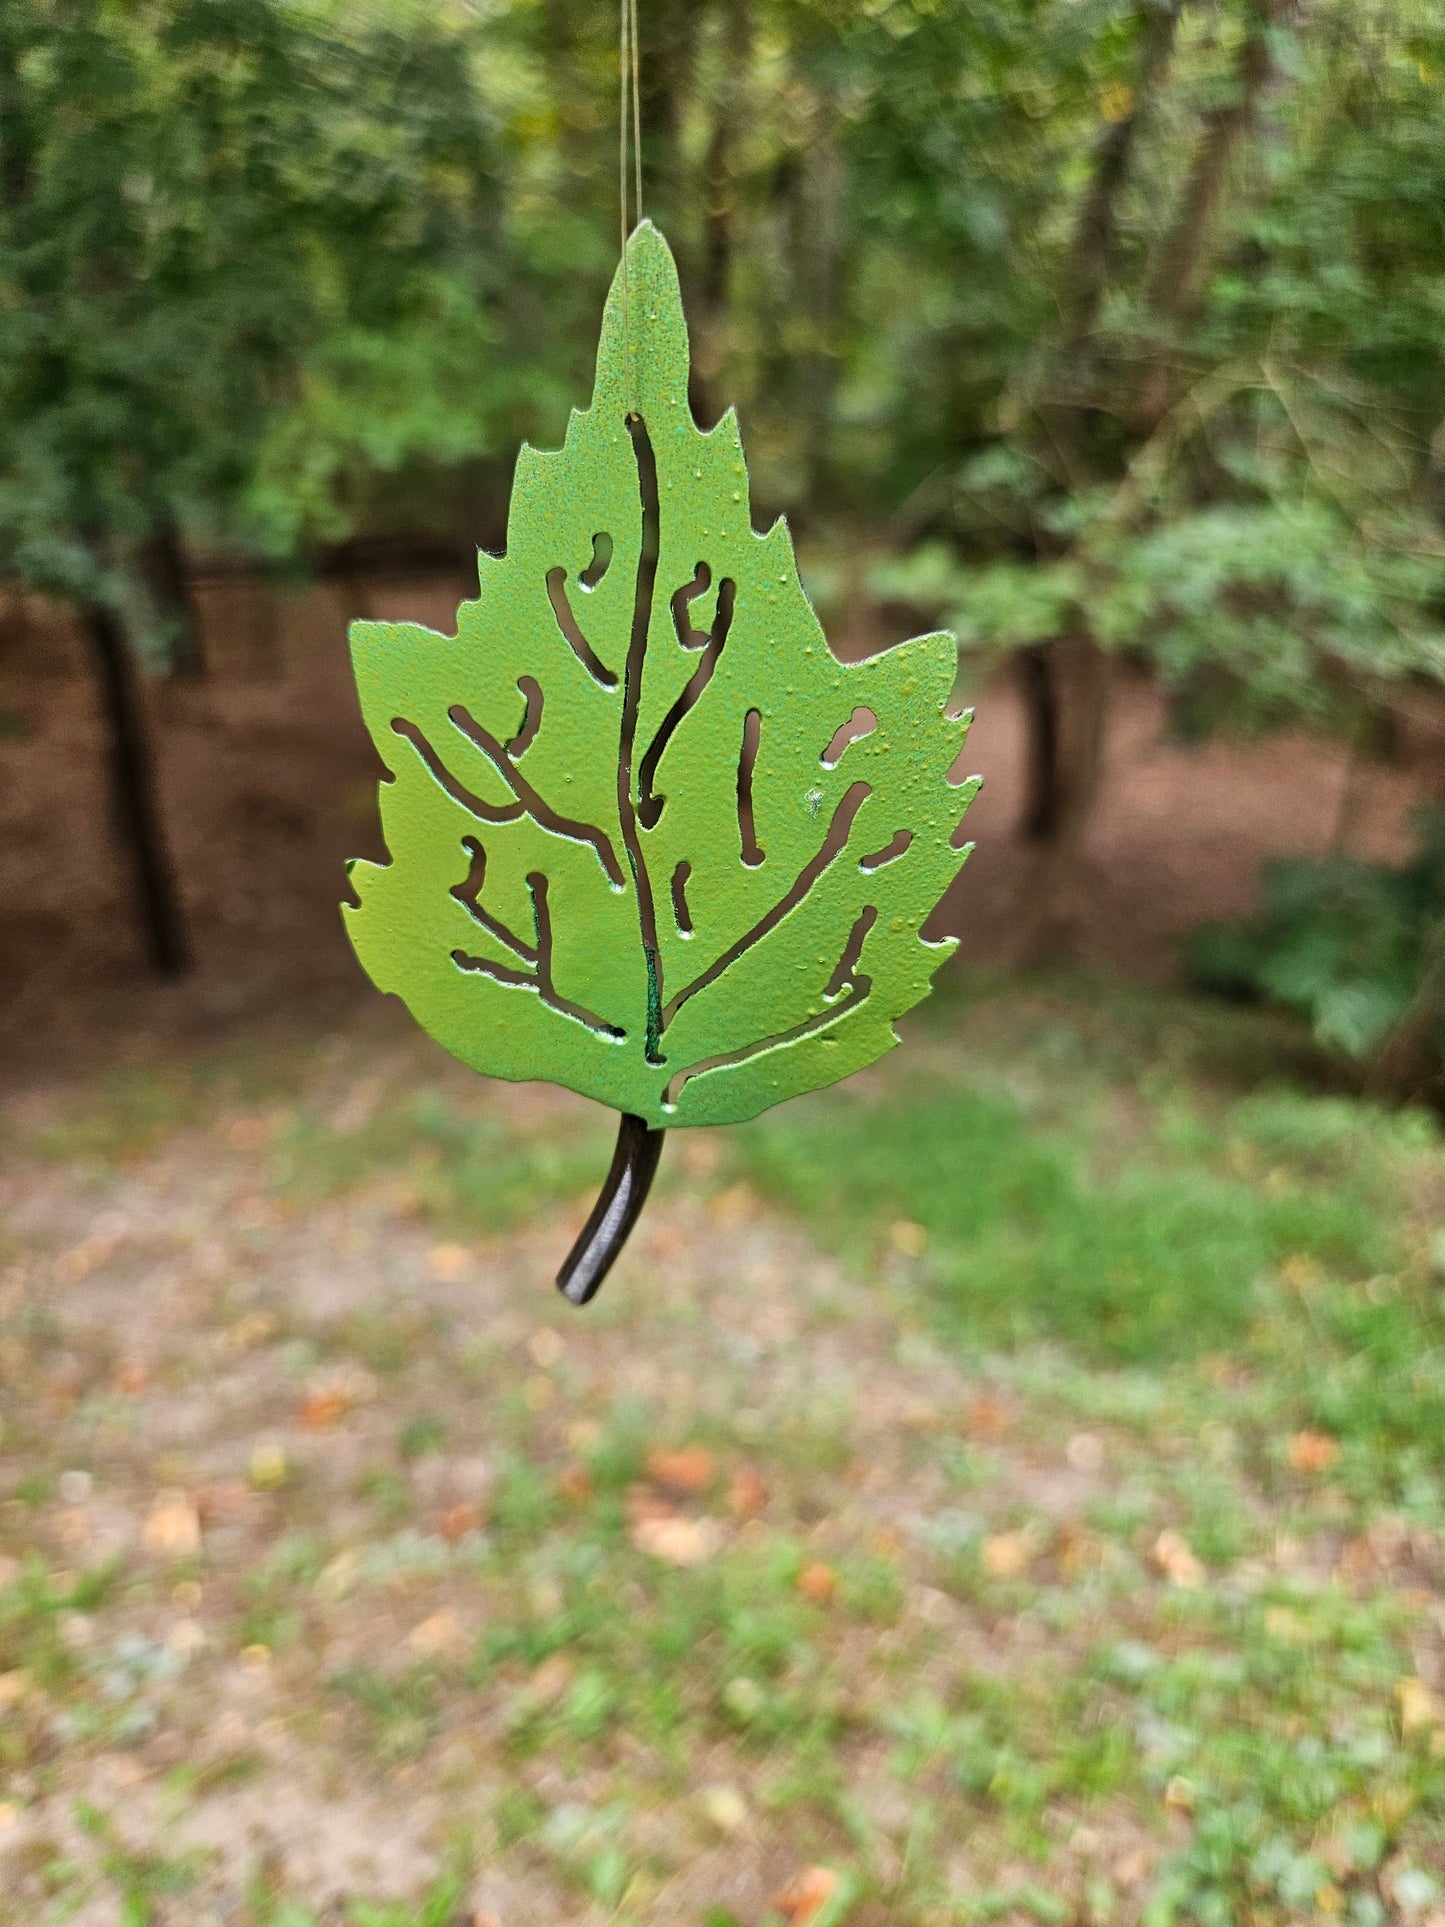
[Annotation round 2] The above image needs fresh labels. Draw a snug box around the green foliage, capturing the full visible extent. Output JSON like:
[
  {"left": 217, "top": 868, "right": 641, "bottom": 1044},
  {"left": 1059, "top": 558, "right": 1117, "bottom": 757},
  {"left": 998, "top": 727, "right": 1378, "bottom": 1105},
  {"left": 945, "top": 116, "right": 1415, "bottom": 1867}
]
[
  {"left": 1191, "top": 810, "right": 1445, "bottom": 1057},
  {"left": 0, "top": 0, "right": 496, "bottom": 649},
  {"left": 346, "top": 223, "right": 974, "bottom": 1127}
]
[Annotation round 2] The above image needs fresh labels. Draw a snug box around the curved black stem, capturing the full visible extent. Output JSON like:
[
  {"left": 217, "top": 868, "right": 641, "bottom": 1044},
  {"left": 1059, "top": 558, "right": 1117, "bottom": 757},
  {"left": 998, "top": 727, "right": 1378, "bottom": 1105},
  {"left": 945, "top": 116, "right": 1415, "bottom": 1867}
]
[{"left": 556, "top": 1113, "right": 666, "bottom": 1306}]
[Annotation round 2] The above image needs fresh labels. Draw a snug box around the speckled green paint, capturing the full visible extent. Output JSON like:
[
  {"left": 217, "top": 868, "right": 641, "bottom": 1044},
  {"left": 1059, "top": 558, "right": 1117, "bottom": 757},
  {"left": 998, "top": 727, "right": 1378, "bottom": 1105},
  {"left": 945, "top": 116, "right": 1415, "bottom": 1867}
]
[{"left": 344, "top": 221, "right": 977, "bottom": 1128}]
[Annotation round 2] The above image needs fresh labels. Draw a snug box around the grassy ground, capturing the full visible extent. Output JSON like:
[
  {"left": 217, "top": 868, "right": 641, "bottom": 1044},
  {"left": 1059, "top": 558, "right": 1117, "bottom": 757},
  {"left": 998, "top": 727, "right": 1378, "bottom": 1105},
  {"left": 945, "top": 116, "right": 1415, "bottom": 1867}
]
[{"left": 0, "top": 971, "right": 1442, "bottom": 1925}]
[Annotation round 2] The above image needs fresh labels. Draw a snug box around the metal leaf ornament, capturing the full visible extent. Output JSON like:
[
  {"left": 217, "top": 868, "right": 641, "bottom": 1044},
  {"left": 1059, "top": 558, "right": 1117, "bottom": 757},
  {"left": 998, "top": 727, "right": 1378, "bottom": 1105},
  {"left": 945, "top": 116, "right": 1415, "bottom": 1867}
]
[{"left": 345, "top": 223, "right": 978, "bottom": 1301}]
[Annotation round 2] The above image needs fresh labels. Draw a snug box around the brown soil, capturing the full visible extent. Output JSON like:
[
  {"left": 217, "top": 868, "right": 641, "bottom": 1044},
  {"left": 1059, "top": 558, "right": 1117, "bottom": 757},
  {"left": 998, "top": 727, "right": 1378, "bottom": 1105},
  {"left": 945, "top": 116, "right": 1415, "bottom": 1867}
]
[{"left": 0, "top": 575, "right": 1438, "bottom": 1076}]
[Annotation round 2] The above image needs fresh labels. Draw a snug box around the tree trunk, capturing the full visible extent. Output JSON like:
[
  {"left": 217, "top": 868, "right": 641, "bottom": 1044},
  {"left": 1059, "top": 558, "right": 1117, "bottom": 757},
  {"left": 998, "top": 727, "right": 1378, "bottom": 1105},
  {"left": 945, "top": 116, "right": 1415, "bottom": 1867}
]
[
  {"left": 1013, "top": 633, "right": 1114, "bottom": 962},
  {"left": 1061, "top": 0, "right": 1185, "bottom": 353},
  {"left": 1015, "top": 0, "right": 1180, "bottom": 867},
  {"left": 80, "top": 595, "right": 191, "bottom": 977},
  {"left": 1018, "top": 643, "right": 1063, "bottom": 840},
  {"left": 1140, "top": 0, "right": 1300, "bottom": 427},
  {"left": 137, "top": 516, "right": 206, "bottom": 678}
]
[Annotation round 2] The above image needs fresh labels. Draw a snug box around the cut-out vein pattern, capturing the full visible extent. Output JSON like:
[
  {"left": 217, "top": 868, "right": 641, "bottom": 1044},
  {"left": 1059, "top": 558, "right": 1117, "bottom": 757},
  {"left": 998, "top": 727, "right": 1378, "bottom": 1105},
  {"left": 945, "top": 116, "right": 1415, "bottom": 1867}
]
[
  {"left": 822, "top": 706, "right": 877, "bottom": 768},
  {"left": 506, "top": 675, "right": 543, "bottom": 758},
  {"left": 662, "top": 780, "right": 870, "bottom": 1029},
  {"left": 447, "top": 703, "right": 624, "bottom": 887},
  {"left": 391, "top": 718, "right": 524, "bottom": 827},
  {"left": 736, "top": 707, "right": 764, "bottom": 868},
  {"left": 670, "top": 859, "right": 693, "bottom": 936},
  {"left": 666, "top": 905, "right": 877, "bottom": 1108},
  {"left": 547, "top": 566, "right": 618, "bottom": 688},
  {"left": 619, "top": 413, "right": 666, "bottom": 1066},
  {"left": 671, "top": 562, "right": 714, "bottom": 649},
  {"left": 451, "top": 836, "right": 537, "bottom": 963},
  {"left": 453, "top": 867, "right": 623, "bottom": 1040},
  {"left": 579, "top": 532, "right": 613, "bottom": 590},
  {"left": 860, "top": 829, "right": 912, "bottom": 871},
  {"left": 638, "top": 575, "right": 735, "bottom": 830}
]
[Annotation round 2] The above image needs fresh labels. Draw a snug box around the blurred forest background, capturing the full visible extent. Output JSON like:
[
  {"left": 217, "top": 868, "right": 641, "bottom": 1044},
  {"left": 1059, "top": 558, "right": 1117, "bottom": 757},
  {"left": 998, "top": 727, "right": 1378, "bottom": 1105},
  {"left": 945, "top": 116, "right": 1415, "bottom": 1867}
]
[
  {"left": 2, "top": 0, "right": 1444, "bottom": 1094},
  {"left": 6, "top": 7, "right": 1445, "bottom": 1923}
]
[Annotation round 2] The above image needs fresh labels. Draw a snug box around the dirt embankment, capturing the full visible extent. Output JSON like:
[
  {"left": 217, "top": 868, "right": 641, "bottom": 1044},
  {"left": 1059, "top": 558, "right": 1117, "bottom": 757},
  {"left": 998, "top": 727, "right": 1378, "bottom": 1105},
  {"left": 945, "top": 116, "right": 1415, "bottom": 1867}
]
[{"left": 0, "top": 574, "right": 1437, "bottom": 1075}]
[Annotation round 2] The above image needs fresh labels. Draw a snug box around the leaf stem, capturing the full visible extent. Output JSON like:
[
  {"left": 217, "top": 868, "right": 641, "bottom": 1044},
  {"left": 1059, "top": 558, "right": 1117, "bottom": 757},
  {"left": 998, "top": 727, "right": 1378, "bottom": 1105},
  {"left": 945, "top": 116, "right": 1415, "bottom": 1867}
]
[{"left": 556, "top": 1112, "right": 666, "bottom": 1305}]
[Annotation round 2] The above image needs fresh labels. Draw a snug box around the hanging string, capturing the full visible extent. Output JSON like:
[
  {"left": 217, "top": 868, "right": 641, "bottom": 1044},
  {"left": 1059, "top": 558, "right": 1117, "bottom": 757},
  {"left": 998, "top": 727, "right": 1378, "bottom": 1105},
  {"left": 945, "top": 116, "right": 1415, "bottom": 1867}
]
[
  {"left": 630, "top": 0, "right": 642, "bottom": 236},
  {"left": 619, "top": 0, "right": 643, "bottom": 411}
]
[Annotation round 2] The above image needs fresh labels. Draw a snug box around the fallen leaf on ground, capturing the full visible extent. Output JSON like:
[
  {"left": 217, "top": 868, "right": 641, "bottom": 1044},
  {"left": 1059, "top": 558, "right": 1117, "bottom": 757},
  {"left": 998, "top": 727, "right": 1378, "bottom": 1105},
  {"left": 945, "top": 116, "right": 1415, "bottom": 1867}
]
[
  {"left": 1288, "top": 1430, "right": 1340, "bottom": 1474},
  {"left": 298, "top": 1384, "right": 352, "bottom": 1429},
  {"left": 1153, "top": 1528, "right": 1205, "bottom": 1588},
  {"left": 796, "top": 1560, "right": 838, "bottom": 1606},
  {"left": 248, "top": 1445, "right": 288, "bottom": 1490},
  {"left": 645, "top": 1445, "right": 716, "bottom": 1496},
  {"left": 426, "top": 1242, "right": 471, "bottom": 1282},
  {"left": 409, "top": 1609, "right": 465, "bottom": 1658},
  {"left": 728, "top": 1466, "right": 769, "bottom": 1518},
  {"left": 112, "top": 1359, "right": 148, "bottom": 1394},
  {"left": 773, "top": 1865, "right": 842, "bottom": 1924},
  {"left": 696, "top": 1784, "right": 748, "bottom": 1835},
  {"left": 1397, "top": 1676, "right": 1443, "bottom": 1736},
  {"left": 143, "top": 1493, "right": 200, "bottom": 1556},
  {"left": 630, "top": 1510, "right": 721, "bottom": 1567},
  {"left": 982, "top": 1529, "right": 1036, "bottom": 1580},
  {"left": 889, "top": 1219, "right": 929, "bottom": 1257},
  {"left": 435, "top": 1503, "right": 480, "bottom": 1543}
]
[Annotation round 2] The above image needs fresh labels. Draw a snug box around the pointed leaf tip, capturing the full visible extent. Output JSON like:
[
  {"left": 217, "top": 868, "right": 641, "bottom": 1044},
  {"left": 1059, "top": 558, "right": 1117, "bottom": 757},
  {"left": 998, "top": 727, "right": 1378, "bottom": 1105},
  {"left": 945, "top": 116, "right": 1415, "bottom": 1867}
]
[{"left": 594, "top": 220, "right": 692, "bottom": 420}]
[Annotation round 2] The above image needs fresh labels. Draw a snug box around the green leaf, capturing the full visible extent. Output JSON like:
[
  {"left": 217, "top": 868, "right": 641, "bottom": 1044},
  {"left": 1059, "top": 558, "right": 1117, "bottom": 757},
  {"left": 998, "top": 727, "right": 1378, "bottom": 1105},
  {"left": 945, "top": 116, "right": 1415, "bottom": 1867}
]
[{"left": 345, "top": 222, "right": 974, "bottom": 1128}]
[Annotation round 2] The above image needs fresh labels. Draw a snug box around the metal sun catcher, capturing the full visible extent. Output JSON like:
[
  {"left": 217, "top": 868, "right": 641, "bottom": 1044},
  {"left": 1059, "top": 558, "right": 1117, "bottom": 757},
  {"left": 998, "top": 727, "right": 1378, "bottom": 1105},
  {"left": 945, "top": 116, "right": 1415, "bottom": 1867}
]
[{"left": 343, "top": 222, "right": 978, "bottom": 1303}]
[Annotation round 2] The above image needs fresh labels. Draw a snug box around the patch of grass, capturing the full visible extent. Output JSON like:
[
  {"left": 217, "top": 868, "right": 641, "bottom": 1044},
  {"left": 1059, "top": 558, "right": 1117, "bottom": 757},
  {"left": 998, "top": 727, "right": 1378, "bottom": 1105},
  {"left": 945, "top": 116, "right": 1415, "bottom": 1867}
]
[
  {"left": 76, "top": 1801, "right": 207, "bottom": 1924},
  {"left": 327, "top": 1663, "right": 441, "bottom": 1761},
  {"left": 738, "top": 1076, "right": 1398, "bottom": 1366}
]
